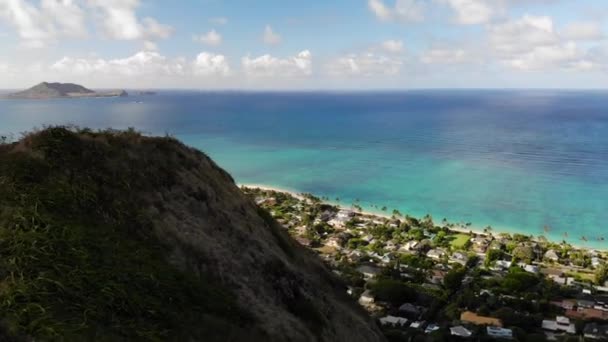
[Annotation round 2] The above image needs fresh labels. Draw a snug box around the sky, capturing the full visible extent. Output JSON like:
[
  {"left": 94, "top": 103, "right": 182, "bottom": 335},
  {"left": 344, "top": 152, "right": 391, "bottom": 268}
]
[{"left": 1, "top": 0, "right": 608, "bottom": 89}]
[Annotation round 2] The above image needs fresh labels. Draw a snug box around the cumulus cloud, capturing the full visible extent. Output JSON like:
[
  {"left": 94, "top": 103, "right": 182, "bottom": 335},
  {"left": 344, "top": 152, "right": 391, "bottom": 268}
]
[
  {"left": 487, "top": 14, "right": 598, "bottom": 71},
  {"left": 242, "top": 50, "right": 311, "bottom": 77},
  {"left": 489, "top": 14, "right": 557, "bottom": 54},
  {"left": 442, "top": 0, "right": 494, "bottom": 25},
  {"left": 193, "top": 29, "right": 222, "bottom": 46},
  {"left": 88, "top": 0, "right": 173, "bottom": 41},
  {"left": 0, "top": 0, "right": 86, "bottom": 48},
  {"left": 368, "top": 0, "right": 424, "bottom": 23},
  {"left": 262, "top": 25, "right": 281, "bottom": 45},
  {"left": 562, "top": 21, "right": 604, "bottom": 41},
  {"left": 51, "top": 51, "right": 186, "bottom": 76},
  {"left": 381, "top": 39, "right": 404, "bottom": 53},
  {"left": 193, "top": 52, "right": 230, "bottom": 76},
  {"left": 328, "top": 53, "right": 402, "bottom": 77},
  {"left": 420, "top": 48, "right": 468, "bottom": 64}
]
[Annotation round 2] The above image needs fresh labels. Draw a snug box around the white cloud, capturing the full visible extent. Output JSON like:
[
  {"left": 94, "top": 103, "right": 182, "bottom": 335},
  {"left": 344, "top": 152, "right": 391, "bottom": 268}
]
[
  {"left": 51, "top": 51, "right": 186, "bottom": 76},
  {"left": 503, "top": 42, "right": 583, "bottom": 70},
  {"left": 368, "top": 0, "right": 425, "bottom": 23},
  {"left": 562, "top": 21, "right": 603, "bottom": 41},
  {"left": 193, "top": 52, "right": 230, "bottom": 76},
  {"left": 263, "top": 25, "right": 281, "bottom": 45},
  {"left": 488, "top": 14, "right": 597, "bottom": 71},
  {"left": 242, "top": 50, "right": 311, "bottom": 77},
  {"left": 41, "top": 0, "right": 86, "bottom": 36},
  {"left": 328, "top": 53, "right": 402, "bottom": 77},
  {"left": 489, "top": 14, "right": 557, "bottom": 54},
  {"left": 88, "top": 0, "right": 173, "bottom": 41},
  {"left": 382, "top": 39, "right": 404, "bottom": 53},
  {"left": 193, "top": 29, "right": 222, "bottom": 46},
  {"left": 443, "top": 0, "right": 494, "bottom": 25},
  {"left": 209, "top": 17, "right": 227, "bottom": 25},
  {"left": 420, "top": 48, "right": 468, "bottom": 64},
  {"left": 0, "top": 0, "right": 86, "bottom": 48}
]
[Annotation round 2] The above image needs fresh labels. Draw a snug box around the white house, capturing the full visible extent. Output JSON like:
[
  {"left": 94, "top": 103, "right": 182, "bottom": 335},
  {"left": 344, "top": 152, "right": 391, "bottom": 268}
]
[
  {"left": 379, "top": 315, "right": 408, "bottom": 327},
  {"left": 450, "top": 326, "right": 472, "bottom": 338},
  {"left": 544, "top": 249, "right": 560, "bottom": 262},
  {"left": 487, "top": 327, "right": 513, "bottom": 340},
  {"left": 358, "top": 290, "right": 375, "bottom": 305},
  {"left": 542, "top": 316, "right": 576, "bottom": 334},
  {"left": 450, "top": 252, "right": 469, "bottom": 266},
  {"left": 427, "top": 249, "right": 446, "bottom": 260}
]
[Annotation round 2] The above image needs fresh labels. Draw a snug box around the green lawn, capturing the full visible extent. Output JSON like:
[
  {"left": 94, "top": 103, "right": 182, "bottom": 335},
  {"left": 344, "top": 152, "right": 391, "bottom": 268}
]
[{"left": 449, "top": 234, "right": 471, "bottom": 249}]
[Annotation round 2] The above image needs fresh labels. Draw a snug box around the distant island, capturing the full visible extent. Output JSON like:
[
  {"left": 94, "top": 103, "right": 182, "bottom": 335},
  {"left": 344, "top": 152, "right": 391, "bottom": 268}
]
[{"left": 6, "top": 82, "right": 128, "bottom": 99}]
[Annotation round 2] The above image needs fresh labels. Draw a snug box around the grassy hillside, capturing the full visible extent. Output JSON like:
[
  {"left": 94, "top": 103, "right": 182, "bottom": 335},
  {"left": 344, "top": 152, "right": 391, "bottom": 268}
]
[
  {"left": 0, "top": 127, "right": 259, "bottom": 341},
  {"left": 0, "top": 127, "right": 383, "bottom": 342}
]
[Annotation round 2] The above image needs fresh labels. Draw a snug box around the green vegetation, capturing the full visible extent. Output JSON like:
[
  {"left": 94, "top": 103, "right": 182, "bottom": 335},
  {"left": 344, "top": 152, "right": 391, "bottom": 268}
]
[
  {"left": 0, "top": 127, "right": 257, "bottom": 341},
  {"left": 448, "top": 234, "right": 470, "bottom": 249}
]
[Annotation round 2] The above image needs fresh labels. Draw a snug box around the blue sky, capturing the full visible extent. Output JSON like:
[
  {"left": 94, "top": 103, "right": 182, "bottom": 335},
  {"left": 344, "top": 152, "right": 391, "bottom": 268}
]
[{"left": 1, "top": 0, "right": 608, "bottom": 89}]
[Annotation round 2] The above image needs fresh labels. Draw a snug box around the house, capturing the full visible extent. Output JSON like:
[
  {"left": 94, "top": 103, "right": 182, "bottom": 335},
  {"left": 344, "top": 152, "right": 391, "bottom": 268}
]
[
  {"left": 584, "top": 323, "right": 608, "bottom": 340},
  {"left": 425, "top": 324, "right": 440, "bottom": 334},
  {"left": 450, "top": 326, "right": 472, "bottom": 338},
  {"left": 358, "top": 290, "right": 375, "bottom": 305},
  {"left": 553, "top": 299, "right": 577, "bottom": 310},
  {"left": 427, "top": 248, "right": 446, "bottom": 260},
  {"left": 592, "top": 257, "right": 602, "bottom": 269},
  {"left": 400, "top": 240, "right": 419, "bottom": 252},
  {"left": 428, "top": 270, "right": 447, "bottom": 285},
  {"left": 379, "top": 315, "right": 408, "bottom": 327},
  {"left": 336, "top": 209, "right": 354, "bottom": 221},
  {"left": 450, "top": 252, "right": 469, "bottom": 266},
  {"left": 487, "top": 327, "right": 513, "bottom": 340},
  {"left": 519, "top": 263, "right": 540, "bottom": 274},
  {"left": 542, "top": 316, "right": 576, "bottom": 334},
  {"left": 491, "top": 260, "right": 512, "bottom": 271},
  {"left": 544, "top": 249, "right": 560, "bottom": 262},
  {"left": 410, "top": 321, "right": 425, "bottom": 329},
  {"left": 325, "top": 237, "right": 342, "bottom": 249},
  {"left": 578, "top": 299, "right": 596, "bottom": 309},
  {"left": 357, "top": 264, "right": 381, "bottom": 280},
  {"left": 460, "top": 311, "right": 503, "bottom": 327}
]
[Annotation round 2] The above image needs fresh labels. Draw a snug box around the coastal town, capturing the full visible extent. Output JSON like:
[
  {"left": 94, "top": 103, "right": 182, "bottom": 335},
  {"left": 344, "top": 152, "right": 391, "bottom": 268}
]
[{"left": 243, "top": 186, "right": 608, "bottom": 342}]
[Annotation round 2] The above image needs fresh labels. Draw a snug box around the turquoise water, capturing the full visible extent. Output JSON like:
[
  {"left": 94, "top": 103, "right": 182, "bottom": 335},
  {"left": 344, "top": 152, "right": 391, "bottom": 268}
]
[{"left": 1, "top": 91, "right": 607, "bottom": 248}]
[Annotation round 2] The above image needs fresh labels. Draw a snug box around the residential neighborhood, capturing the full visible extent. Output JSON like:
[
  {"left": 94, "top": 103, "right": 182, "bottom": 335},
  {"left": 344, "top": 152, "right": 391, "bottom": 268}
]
[{"left": 244, "top": 186, "right": 608, "bottom": 341}]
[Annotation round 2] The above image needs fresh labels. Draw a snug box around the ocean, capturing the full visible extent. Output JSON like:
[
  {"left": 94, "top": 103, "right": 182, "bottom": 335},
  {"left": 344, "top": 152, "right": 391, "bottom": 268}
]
[{"left": 1, "top": 90, "right": 607, "bottom": 248}]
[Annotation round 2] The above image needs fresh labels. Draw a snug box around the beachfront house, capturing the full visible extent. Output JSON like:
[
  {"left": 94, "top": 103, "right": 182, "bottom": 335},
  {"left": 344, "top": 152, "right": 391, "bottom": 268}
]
[{"left": 544, "top": 249, "right": 560, "bottom": 262}]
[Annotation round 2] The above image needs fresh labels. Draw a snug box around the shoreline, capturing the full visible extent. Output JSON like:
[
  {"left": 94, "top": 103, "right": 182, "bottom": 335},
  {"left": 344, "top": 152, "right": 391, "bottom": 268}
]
[{"left": 239, "top": 183, "right": 605, "bottom": 252}]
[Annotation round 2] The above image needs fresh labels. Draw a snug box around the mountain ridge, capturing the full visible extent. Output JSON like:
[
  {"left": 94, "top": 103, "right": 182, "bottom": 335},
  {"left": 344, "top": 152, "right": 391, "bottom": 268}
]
[{"left": 0, "top": 127, "right": 383, "bottom": 341}]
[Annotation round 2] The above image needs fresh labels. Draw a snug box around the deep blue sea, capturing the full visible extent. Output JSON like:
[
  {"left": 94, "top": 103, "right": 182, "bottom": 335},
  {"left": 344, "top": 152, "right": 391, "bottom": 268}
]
[{"left": 1, "top": 90, "right": 607, "bottom": 248}]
